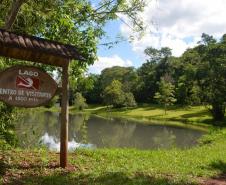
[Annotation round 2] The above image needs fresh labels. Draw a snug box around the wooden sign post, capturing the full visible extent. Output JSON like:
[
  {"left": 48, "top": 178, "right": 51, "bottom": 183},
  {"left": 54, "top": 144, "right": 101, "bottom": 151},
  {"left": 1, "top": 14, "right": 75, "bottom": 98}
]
[
  {"left": 0, "top": 29, "right": 86, "bottom": 168},
  {"left": 60, "top": 63, "right": 69, "bottom": 168}
]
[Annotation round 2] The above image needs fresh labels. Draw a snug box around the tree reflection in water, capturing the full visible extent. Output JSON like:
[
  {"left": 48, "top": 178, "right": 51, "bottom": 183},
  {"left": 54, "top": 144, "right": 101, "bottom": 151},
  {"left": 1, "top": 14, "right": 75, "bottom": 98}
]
[{"left": 15, "top": 111, "right": 205, "bottom": 150}]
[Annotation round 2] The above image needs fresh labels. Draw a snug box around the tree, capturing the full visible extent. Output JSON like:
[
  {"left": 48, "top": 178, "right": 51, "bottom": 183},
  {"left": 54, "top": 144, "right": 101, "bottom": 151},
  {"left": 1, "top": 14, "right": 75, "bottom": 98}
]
[
  {"left": 154, "top": 77, "right": 177, "bottom": 115},
  {"left": 73, "top": 92, "right": 87, "bottom": 110},
  {"left": 137, "top": 47, "right": 174, "bottom": 103},
  {"left": 0, "top": 0, "right": 147, "bottom": 76},
  {"left": 0, "top": 0, "right": 147, "bottom": 144},
  {"left": 103, "top": 80, "right": 137, "bottom": 108},
  {"left": 100, "top": 66, "right": 139, "bottom": 93},
  {"left": 102, "top": 80, "right": 125, "bottom": 108},
  {"left": 0, "top": 102, "right": 19, "bottom": 146},
  {"left": 76, "top": 74, "right": 103, "bottom": 104},
  {"left": 174, "top": 49, "right": 202, "bottom": 105},
  {"left": 83, "top": 74, "right": 103, "bottom": 104},
  {"left": 3, "top": 0, "right": 25, "bottom": 30},
  {"left": 144, "top": 47, "right": 172, "bottom": 62},
  {"left": 124, "top": 92, "right": 137, "bottom": 107},
  {"left": 196, "top": 34, "right": 226, "bottom": 121}
]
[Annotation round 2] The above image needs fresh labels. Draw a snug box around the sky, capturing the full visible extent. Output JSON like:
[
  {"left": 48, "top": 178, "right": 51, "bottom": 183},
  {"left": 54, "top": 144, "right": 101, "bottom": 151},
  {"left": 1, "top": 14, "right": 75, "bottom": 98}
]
[{"left": 88, "top": 0, "right": 226, "bottom": 74}]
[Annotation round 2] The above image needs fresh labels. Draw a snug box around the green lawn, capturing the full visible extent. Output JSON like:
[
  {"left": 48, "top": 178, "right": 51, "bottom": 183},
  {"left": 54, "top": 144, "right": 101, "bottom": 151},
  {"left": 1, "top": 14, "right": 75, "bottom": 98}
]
[
  {"left": 3, "top": 105, "right": 225, "bottom": 184},
  {"left": 1, "top": 129, "right": 226, "bottom": 185},
  {"left": 41, "top": 104, "right": 215, "bottom": 126},
  {"left": 76, "top": 104, "right": 218, "bottom": 127},
  {"left": 38, "top": 104, "right": 222, "bottom": 130}
]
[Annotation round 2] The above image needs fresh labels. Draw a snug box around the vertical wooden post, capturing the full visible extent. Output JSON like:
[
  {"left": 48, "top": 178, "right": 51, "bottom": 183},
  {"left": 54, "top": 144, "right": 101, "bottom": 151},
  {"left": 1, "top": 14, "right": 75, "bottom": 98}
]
[{"left": 60, "top": 62, "right": 69, "bottom": 168}]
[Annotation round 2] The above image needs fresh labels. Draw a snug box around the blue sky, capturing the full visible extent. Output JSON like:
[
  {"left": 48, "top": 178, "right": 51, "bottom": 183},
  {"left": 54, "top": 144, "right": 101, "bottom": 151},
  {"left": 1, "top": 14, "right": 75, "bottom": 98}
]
[
  {"left": 88, "top": 20, "right": 144, "bottom": 74},
  {"left": 98, "top": 22, "right": 139, "bottom": 65},
  {"left": 88, "top": 0, "right": 226, "bottom": 74},
  {"left": 98, "top": 21, "right": 141, "bottom": 66}
]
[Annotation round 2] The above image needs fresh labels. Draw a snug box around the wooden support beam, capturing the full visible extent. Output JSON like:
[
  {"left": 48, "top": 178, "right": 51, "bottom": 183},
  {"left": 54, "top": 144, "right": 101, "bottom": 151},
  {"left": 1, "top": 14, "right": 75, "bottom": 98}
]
[{"left": 60, "top": 62, "right": 69, "bottom": 168}]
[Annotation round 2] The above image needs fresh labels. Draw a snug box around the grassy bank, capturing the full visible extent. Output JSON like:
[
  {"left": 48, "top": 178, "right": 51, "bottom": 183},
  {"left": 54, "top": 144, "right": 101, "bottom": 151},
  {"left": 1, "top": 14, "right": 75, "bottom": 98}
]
[
  {"left": 39, "top": 104, "right": 218, "bottom": 126},
  {"left": 1, "top": 129, "right": 226, "bottom": 185},
  {"left": 36, "top": 104, "right": 221, "bottom": 130},
  {"left": 86, "top": 105, "right": 211, "bottom": 123},
  {"left": 71, "top": 104, "right": 221, "bottom": 128}
]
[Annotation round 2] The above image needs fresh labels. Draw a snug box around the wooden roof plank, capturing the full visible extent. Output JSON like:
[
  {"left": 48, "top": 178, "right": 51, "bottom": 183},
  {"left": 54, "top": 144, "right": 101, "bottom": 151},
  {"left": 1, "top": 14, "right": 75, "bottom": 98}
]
[
  {"left": 0, "top": 31, "right": 3, "bottom": 42},
  {"left": 0, "top": 29, "right": 86, "bottom": 66}
]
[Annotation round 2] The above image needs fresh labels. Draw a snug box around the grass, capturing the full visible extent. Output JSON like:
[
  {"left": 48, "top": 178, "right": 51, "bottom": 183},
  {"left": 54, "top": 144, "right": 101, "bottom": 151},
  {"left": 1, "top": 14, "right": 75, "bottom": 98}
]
[
  {"left": 39, "top": 104, "right": 219, "bottom": 127},
  {"left": 3, "top": 104, "right": 225, "bottom": 184},
  {"left": 91, "top": 105, "right": 211, "bottom": 122},
  {"left": 1, "top": 129, "right": 226, "bottom": 185},
  {"left": 1, "top": 105, "right": 226, "bottom": 184},
  {"left": 70, "top": 104, "right": 221, "bottom": 129},
  {"left": 34, "top": 104, "right": 220, "bottom": 131}
]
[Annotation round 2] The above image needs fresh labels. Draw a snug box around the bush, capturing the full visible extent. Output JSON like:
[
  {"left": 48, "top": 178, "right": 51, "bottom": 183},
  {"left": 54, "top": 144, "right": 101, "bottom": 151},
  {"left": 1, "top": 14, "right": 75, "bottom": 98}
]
[
  {"left": 73, "top": 92, "right": 88, "bottom": 110},
  {"left": 103, "top": 80, "right": 125, "bottom": 108},
  {"left": 103, "top": 80, "right": 137, "bottom": 108},
  {"left": 124, "top": 92, "right": 137, "bottom": 107},
  {"left": 44, "top": 96, "right": 58, "bottom": 108},
  {"left": 0, "top": 103, "right": 19, "bottom": 146}
]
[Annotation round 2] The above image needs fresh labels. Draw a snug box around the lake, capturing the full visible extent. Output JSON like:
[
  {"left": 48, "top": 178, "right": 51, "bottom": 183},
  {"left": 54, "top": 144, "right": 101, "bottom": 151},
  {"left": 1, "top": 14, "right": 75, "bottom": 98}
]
[{"left": 15, "top": 111, "right": 205, "bottom": 151}]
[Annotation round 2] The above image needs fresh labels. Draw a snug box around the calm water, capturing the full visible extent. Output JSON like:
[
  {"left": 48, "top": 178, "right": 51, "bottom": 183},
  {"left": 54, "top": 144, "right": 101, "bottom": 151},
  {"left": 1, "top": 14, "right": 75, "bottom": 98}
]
[{"left": 15, "top": 111, "right": 205, "bottom": 151}]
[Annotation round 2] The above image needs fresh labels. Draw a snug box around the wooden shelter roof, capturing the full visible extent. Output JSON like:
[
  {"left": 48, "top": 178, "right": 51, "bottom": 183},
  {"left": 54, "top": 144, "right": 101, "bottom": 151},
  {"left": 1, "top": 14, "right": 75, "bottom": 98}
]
[{"left": 0, "top": 29, "right": 86, "bottom": 67}]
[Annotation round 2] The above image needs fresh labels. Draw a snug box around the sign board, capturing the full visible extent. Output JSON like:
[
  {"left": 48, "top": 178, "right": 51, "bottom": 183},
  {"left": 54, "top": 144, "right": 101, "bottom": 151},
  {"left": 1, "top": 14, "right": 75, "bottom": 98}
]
[{"left": 0, "top": 66, "right": 57, "bottom": 107}]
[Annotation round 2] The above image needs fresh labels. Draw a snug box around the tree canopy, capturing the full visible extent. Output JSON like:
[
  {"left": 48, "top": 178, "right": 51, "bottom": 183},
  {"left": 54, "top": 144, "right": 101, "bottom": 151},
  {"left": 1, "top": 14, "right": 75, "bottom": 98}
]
[
  {"left": 75, "top": 33, "right": 226, "bottom": 123},
  {"left": 0, "top": 0, "right": 147, "bottom": 68}
]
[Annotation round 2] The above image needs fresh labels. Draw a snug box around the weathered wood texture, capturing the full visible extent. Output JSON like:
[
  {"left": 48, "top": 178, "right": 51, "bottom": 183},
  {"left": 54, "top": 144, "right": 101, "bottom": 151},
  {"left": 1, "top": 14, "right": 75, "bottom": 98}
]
[
  {"left": 0, "top": 29, "right": 85, "bottom": 66},
  {"left": 0, "top": 66, "right": 58, "bottom": 107},
  {"left": 60, "top": 63, "right": 69, "bottom": 168}
]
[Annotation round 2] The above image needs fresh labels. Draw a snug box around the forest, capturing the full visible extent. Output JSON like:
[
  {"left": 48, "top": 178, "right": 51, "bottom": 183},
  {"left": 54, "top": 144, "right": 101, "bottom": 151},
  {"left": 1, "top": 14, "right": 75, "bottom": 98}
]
[{"left": 72, "top": 33, "right": 226, "bottom": 122}]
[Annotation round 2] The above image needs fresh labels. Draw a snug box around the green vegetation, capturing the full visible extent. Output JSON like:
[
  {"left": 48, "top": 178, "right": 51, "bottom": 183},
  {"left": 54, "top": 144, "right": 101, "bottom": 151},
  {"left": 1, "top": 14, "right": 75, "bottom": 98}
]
[
  {"left": 1, "top": 1, "right": 226, "bottom": 185},
  {"left": 102, "top": 80, "right": 136, "bottom": 108},
  {"left": 73, "top": 92, "right": 88, "bottom": 111},
  {"left": 79, "top": 105, "right": 216, "bottom": 127},
  {"left": 1, "top": 129, "right": 226, "bottom": 185},
  {"left": 0, "top": 103, "right": 20, "bottom": 147},
  {"left": 36, "top": 103, "right": 224, "bottom": 129},
  {"left": 154, "top": 77, "right": 177, "bottom": 115},
  {"left": 74, "top": 34, "right": 226, "bottom": 123},
  {"left": 0, "top": 0, "right": 146, "bottom": 146}
]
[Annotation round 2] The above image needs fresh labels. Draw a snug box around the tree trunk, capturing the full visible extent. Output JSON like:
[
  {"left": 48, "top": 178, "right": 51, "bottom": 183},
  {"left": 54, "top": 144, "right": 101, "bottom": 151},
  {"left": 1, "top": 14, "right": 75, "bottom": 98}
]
[
  {"left": 164, "top": 103, "right": 167, "bottom": 115},
  {"left": 211, "top": 104, "right": 225, "bottom": 122},
  {"left": 3, "top": 0, "right": 25, "bottom": 30}
]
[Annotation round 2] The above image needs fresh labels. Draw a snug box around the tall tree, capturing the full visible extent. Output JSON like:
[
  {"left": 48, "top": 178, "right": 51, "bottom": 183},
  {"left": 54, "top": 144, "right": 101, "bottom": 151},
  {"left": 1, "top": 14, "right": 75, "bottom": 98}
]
[
  {"left": 196, "top": 34, "right": 226, "bottom": 121},
  {"left": 102, "top": 80, "right": 125, "bottom": 108},
  {"left": 154, "top": 77, "right": 177, "bottom": 115},
  {"left": 137, "top": 47, "right": 173, "bottom": 103},
  {"left": 100, "top": 66, "right": 138, "bottom": 93},
  {"left": 174, "top": 49, "right": 202, "bottom": 105}
]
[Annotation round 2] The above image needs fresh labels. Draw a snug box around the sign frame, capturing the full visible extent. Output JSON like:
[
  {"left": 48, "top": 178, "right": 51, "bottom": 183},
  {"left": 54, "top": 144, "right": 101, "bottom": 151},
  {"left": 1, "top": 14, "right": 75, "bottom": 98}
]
[{"left": 0, "top": 65, "right": 58, "bottom": 108}]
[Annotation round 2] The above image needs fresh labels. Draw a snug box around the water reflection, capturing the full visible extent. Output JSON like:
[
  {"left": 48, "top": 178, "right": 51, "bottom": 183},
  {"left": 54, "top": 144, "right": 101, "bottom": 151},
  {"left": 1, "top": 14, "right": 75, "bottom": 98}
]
[
  {"left": 15, "top": 111, "right": 205, "bottom": 151},
  {"left": 40, "top": 133, "right": 95, "bottom": 151}
]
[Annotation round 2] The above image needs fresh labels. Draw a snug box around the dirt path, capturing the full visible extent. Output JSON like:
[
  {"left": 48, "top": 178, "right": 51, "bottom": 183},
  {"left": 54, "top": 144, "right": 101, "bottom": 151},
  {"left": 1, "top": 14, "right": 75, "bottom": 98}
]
[{"left": 199, "top": 174, "right": 226, "bottom": 185}]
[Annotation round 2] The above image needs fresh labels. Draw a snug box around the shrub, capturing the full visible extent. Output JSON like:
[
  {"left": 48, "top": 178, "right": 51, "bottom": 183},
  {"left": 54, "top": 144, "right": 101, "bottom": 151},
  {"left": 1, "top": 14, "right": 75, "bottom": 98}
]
[{"left": 73, "top": 92, "right": 87, "bottom": 110}]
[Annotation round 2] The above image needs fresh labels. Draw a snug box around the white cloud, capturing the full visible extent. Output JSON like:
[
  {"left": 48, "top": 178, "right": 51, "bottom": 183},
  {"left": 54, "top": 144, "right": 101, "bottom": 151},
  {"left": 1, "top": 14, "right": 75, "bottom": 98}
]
[
  {"left": 88, "top": 55, "right": 133, "bottom": 74},
  {"left": 120, "top": 0, "right": 226, "bottom": 57}
]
